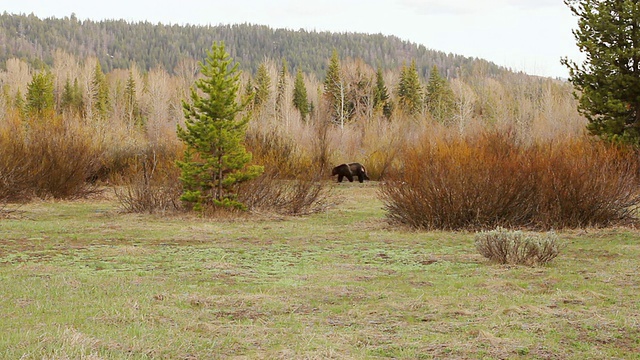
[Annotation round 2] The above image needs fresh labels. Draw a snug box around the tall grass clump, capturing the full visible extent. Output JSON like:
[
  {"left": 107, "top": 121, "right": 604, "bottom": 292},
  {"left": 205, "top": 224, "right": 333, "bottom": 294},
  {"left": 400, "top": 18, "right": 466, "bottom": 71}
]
[{"left": 380, "top": 129, "right": 640, "bottom": 230}]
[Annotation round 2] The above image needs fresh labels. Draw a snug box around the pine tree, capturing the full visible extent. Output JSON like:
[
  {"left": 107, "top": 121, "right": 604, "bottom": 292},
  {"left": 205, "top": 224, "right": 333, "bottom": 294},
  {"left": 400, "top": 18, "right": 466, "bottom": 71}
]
[
  {"left": 425, "top": 65, "right": 456, "bottom": 123},
  {"left": 323, "top": 49, "right": 348, "bottom": 126},
  {"left": 373, "top": 67, "right": 392, "bottom": 119},
  {"left": 177, "top": 42, "right": 263, "bottom": 211},
  {"left": 124, "top": 70, "right": 142, "bottom": 126},
  {"left": 25, "top": 70, "right": 55, "bottom": 118},
  {"left": 71, "top": 78, "right": 84, "bottom": 115},
  {"left": 292, "top": 68, "right": 310, "bottom": 120},
  {"left": 14, "top": 89, "right": 25, "bottom": 117},
  {"left": 254, "top": 62, "right": 271, "bottom": 108},
  {"left": 61, "top": 78, "right": 75, "bottom": 113},
  {"left": 396, "top": 60, "right": 423, "bottom": 116},
  {"left": 275, "top": 58, "right": 288, "bottom": 121},
  {"left": 91, "top": 60, "right": 110, "bottom": 121},
  {"left": 562, "top": 0, "right": 640, "bottom": 144},
  {"left": 243, "top": 77, "right": 256, "bottom": 112}
]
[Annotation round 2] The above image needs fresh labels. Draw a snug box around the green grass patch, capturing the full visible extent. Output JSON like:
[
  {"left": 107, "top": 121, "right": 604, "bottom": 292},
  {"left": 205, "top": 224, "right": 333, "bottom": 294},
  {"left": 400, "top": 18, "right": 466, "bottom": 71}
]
[{"left": 1, "top": 184, "right": 639, "bottom": 359}]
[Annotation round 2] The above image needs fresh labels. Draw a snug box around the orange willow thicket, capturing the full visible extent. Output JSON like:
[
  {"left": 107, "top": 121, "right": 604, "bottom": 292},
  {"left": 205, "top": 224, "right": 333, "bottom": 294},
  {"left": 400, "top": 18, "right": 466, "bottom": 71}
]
[
  {"left": 380, "top": 130, "right": 640, "bottom": 230},
  {"left": 0, "top": 111, "right": 102, "bottom": 200}
]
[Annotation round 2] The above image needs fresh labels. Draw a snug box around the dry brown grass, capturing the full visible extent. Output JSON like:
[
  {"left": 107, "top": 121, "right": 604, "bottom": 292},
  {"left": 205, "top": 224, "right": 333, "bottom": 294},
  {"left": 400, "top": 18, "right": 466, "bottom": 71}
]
[{"left": 245, "top": 127, "right": 312, "bottom": 179}]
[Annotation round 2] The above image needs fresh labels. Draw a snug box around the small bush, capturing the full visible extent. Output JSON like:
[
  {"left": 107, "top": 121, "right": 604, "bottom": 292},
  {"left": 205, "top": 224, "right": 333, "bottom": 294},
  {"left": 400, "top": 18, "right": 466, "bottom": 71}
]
[
  {"left": 113, "top": 147, "right": 183, "bottom": 214},
  {"left": 242, "top": 125, "right": 333, "bottom": 216},
  {"left": 0, "top": 122, "right": 31, "bottom": 201},
  {"left": 28, "top": 117, "right": 102, "bottom": 199},
  {"left": 237, "top": 168, "right": 333, "bottom": 216},
  {"left": 475, "top": 227, "right": 563, "bottom": 266}
]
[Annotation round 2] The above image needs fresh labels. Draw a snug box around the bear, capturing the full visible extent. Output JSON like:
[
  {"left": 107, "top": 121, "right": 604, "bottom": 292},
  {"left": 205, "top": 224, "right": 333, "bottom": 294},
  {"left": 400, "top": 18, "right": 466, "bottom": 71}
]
[{"left": 331, "top": 162, "right": 370, "bottom": 183}]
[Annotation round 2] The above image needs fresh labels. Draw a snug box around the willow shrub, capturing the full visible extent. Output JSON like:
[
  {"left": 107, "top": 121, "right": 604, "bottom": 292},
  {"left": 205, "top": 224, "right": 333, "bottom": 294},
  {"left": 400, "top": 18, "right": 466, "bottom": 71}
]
[
  {"left": 0, "top": 113, "right": 31, "bottom": 201},
  {"left": 0, "top": 112, "right": 102, "bottom": 201},
  {"left": 380, "top": 131, "right": 640, "bottom": 230},
  {"left": 236, "top": 167, "right": 332, "bottom": 216},
  {"left": 241, "top": 126, "right": 332, "bottom": 215},
  {"left": 113, "top": 144, "right": 183, "bottom": 214}
]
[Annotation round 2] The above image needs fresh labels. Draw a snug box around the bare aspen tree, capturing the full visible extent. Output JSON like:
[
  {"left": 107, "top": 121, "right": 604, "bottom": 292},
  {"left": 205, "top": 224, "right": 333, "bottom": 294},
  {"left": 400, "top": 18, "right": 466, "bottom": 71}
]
[
  {"left": 52, "top": 50, "right": 80, "bottom": 110},
  {"left": 337, "top": 80, "right": 347, "bottom": 129},
  {"left": 532, "top": 80, "right": 586, "bottom": 141},
  {"left": 80, "top": 57, "right": 98, "bottom": 121},
  {"left": 141, "top": 66, "right": 175, "bottom": 143},
  {"left": 342, "top": 58, "right": 374, "bottom": 122},
  {"left": 174, "top": 58, "right": 199, "bottom": 101},
  {"left": 473, "top": 77, "right": 509, "bottom": 126},
  {"left": 106, "top": 69, "right": 133, "bottom": 131},
  {"left": 3, "top": 58, "right": 31, "bottom": 100},
  {"left": 450, "top": 78, "right": 476, "bottom": 133},
  {"left": 509, "top": 75, "right": 536, "bottom": 139}
]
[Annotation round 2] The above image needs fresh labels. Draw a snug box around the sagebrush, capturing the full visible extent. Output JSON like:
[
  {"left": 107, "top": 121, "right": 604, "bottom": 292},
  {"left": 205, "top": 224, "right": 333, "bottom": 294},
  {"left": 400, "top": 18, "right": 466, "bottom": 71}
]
[{"left": 475, "top": 227, "right": 564, "bottom": 265}]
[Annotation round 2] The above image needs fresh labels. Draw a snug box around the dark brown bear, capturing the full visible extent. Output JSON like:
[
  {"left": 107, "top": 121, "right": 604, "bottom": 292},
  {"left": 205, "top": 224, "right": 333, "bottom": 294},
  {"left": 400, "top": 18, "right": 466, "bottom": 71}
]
[{"left": 331, "top": 163, "right": 370, "bottom": 183}]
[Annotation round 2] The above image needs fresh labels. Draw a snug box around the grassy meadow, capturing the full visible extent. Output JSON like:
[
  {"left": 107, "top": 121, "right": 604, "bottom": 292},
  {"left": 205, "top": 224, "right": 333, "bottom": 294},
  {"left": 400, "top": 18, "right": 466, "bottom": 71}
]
[{"left": 1, "top": 183, "right": 639, "bottom": 359}]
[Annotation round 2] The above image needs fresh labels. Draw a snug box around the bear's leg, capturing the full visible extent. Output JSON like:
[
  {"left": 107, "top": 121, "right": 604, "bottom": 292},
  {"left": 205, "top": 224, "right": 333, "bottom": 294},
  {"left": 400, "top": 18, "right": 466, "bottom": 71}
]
[
  {"left": 338, "top": 174, "right": 344, "bottom": 182},
  {"left": 347, "top": 174, "right": 354, "bottom": 182}
]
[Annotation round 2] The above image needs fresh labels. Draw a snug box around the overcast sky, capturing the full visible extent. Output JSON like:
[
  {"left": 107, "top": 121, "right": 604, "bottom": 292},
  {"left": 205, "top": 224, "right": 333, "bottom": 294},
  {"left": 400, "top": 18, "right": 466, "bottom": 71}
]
[{"left": 3, "top": 0, "right": 583, "bottom": 78}]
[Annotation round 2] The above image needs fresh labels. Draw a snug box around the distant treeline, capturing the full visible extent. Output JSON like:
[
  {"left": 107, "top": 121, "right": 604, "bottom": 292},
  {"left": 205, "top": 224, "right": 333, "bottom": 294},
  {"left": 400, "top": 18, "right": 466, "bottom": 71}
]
[{"left": 0, "top": 12, "right": 506, "bottom": 78}]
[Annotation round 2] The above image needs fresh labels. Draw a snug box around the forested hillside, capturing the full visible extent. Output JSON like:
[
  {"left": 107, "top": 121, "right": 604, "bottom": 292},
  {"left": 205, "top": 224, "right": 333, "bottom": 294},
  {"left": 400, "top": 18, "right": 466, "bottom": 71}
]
[{"left": 0, "top": 12, "right": 504, "bottom": 79}]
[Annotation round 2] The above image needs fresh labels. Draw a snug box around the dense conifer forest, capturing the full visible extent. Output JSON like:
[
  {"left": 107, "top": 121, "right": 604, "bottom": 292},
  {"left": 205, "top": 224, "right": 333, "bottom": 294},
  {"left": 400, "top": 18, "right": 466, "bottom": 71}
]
[{"left": 0, "top": 12, "right": 504, "bottom": 79}]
